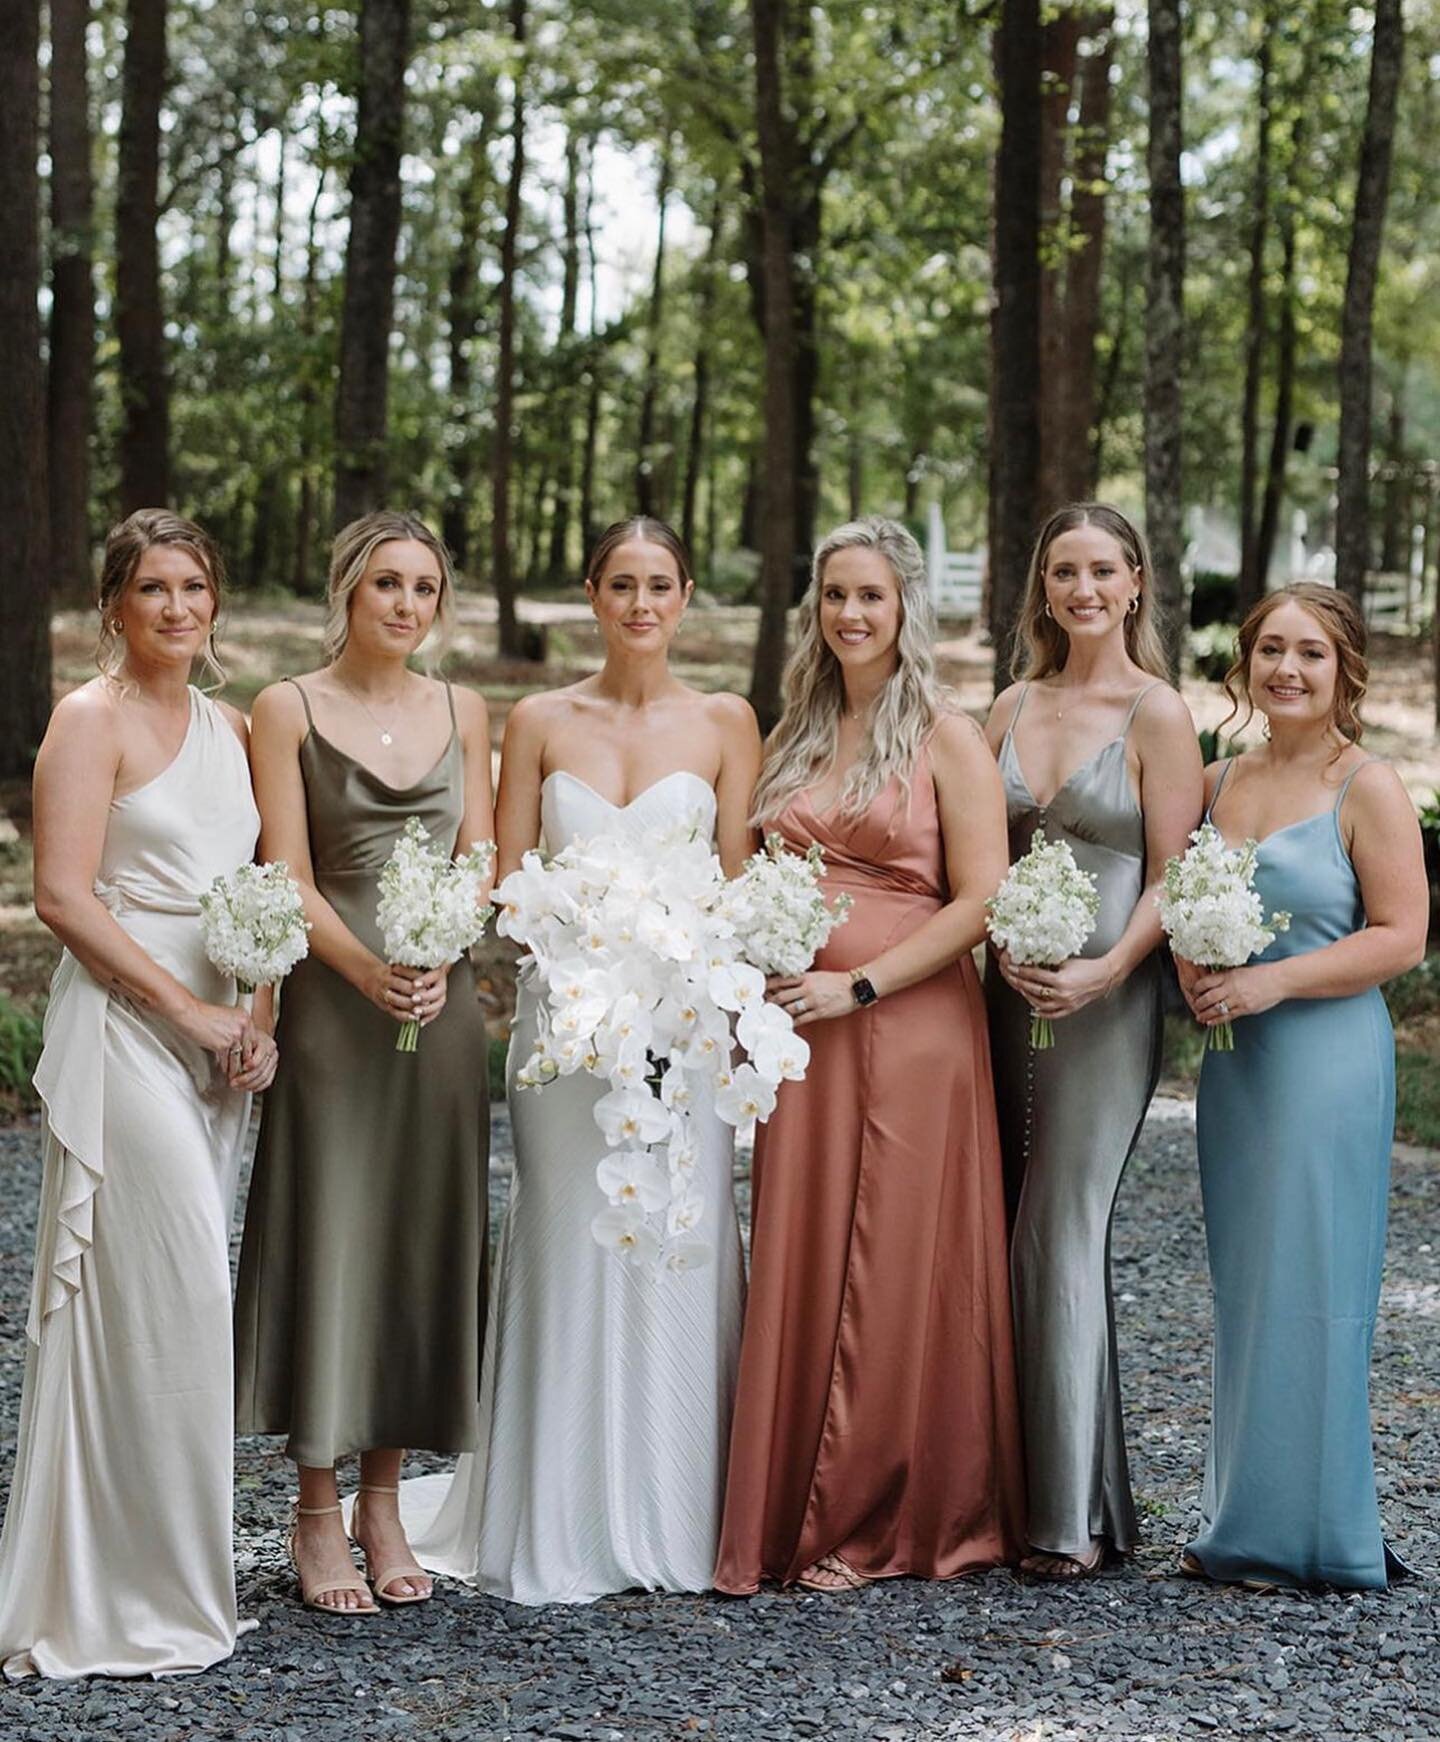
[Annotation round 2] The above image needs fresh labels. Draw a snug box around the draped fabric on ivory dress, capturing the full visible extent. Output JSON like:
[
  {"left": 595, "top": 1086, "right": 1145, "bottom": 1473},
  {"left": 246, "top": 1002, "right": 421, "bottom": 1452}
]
[
  {"left": 396, "top": 770, "right": 745, "bottom": 1604},
  {"left": 714, "top": 746, "right": 1025, "bottom": 1592},
  {"left": 235, "top": 679, "right": 488, "bottom": 1465},
  {"left": 984, "top": 682, "right": 1163, "bottom": 1557},
  {"left": 0, "top": 690, "right": 258, "bottom": 1679},
  {"left": 1186, "top": 761, "right": 1403, "bottom": 1589}
]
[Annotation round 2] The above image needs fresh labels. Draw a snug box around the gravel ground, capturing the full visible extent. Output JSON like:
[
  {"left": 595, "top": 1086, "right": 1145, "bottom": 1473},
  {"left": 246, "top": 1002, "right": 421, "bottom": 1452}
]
[{"left": 0, "top": 1099, "right": 1435, "bottom": 1741}]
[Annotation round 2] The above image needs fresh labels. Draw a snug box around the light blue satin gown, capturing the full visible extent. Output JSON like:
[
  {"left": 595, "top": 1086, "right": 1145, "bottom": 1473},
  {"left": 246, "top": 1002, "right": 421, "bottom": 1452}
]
[{"left": 1187, "top": 758, "right": 1402, "bottom": 1589}]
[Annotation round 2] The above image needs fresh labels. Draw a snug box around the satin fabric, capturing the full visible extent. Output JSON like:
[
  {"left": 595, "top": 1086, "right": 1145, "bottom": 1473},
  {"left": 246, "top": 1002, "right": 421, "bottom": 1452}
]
[
  {"left": 714, "top": 746, "right": 1025, "bottom": 1592},
  {"left": 0, "top": 690, "right": 258, "bottom": 1679},
  {"left": 395, "top": 770, "right": 744, "bottom": 1603},
  {"left": 234, "top": 679, "right": 489, "bottom": 1465},
  {"left": 985, "top": 683, "right": 1163, "bottom": 1556},
  {"left": 1187, "top": 762, "right": 1398, "bottom": 1588}
]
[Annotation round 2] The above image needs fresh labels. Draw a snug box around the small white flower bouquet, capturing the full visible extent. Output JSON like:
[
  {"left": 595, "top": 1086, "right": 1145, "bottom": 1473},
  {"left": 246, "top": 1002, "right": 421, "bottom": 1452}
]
[
  {"left": 376, "top": 815, "right": 496, "bottom": 1053},
  {"left": 495, "top": 813, "right": 832, "bottom": 1271},
  {"left": 723, "top": 834, "right": 853, "bottom": 976},
  {"left": 1156, "top": 821, "right": 1290, "bottom": 1052},
  {"left": 986, "top": 830, "right": 1100, "bottom": 1049},
  {"left": 200, "top": 860, "right": 311, "bottom": 995}
]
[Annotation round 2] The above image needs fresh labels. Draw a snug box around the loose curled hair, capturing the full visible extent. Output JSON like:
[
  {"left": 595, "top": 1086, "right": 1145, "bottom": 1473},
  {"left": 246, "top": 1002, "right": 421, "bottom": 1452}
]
[
  {"left": 95, "top": 508, "right": 228, "bottom": 688},
  {"left": 585, "top": 516, "right": 694, "bottom": 588},
  {"left": 324, "top": 510, "right": 456, "bottom": 664},
  {"left": 1220, "top": 582, "right": 1368, "bottom": 754},
  {"left": 1012, "top": 502, "right": 1169, "bottom": 682},
  {"left": 750, "top": 516, "right": 952, "bottom": 824}
]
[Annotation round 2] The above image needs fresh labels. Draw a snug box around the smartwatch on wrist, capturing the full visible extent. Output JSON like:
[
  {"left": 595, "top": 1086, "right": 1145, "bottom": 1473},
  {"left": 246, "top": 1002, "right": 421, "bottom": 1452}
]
[{"left": 849, "top": 966, "right": 879, "bottom": 1008}]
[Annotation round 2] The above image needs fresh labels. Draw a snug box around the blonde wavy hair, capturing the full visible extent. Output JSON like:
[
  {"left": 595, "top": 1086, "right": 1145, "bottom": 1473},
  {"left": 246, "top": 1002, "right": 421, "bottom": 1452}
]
[
  {"left": 324, "top": 510, "right": 456, "bottom": 664},
  {"left": 1220, "top": 582, "right": 1368, "bottom": 758},
  {"left": 750, "top": 517, "right": 952, "bottom": 824},
  {"left": 1012, "top": 502, "right": 1169, "bottom": 681},
  {"left": 95, "top": 508, "right": 228, "bottom": 689}
]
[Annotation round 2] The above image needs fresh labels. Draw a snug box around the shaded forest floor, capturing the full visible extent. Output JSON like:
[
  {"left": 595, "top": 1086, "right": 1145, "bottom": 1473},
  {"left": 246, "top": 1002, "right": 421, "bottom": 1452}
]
[{"left": 2, "top": 594, "right": 1438, "bottom": 1126}]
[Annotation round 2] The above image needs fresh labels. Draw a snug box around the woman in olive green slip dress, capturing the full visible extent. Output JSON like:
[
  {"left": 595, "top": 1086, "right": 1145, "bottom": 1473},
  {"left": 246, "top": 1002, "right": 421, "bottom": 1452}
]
[
  {"left": 984, "top": 504, "right": 1202, "bottom": 1580},
  {"left": 235, "top": 511, "right": 494, "bottom": 1613}
]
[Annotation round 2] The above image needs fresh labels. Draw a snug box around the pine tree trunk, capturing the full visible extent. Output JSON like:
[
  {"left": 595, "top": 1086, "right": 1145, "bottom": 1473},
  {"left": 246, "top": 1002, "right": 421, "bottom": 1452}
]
[
  {"left": 0, "top": 0, "right": 51, "bottom": 777},
  {"left": 1255, "top": 175, "right": 1298, "bottom": 589},
  {"left": 292, "top": 174, "right": 326, "bottom": 595},
  {"left": 332, "top": 0, "right": 411, "bottom": 529},
  {"left": 546, "top": 130, "right": 581, "bottom": 579},
  {"left": 748, "top": 0, "right": 798, "bottom": 732},
  {"left": 1379, "top": 382, "right": 1407, "bottom": 574},
  {"left": 1236, "top": 14, "right": 1273, "bottom": 619},
  {"left": 577, "top": 145, "right": 602, "bottom": 561},
  {"left": 1058, "top": 9, "right": 1112, "bottom": 501},
  {"left": 115, "top": 0, "right": 169, "bottom": 510},
  {"left": 490, "top": 0, "right": 527, "bottom": 657},
  {"left": 988, "top": 0, "right": 1043, "bottom": 686},
  {"left": 1336, "top": 0, "right": 1404, "bottom": 605},
  {"left": 681, "top": 195, "right": 723, "bottom": 559},
  {"left": 1037, "top": 7, "right": 1081, "bottom": 516},
  {"left": 635, "top": 139, "right": 672, "bottom": 518},
  {"left": 444, "top": 106, "right": 493, "bottom": 568},
  {"left": 1144, "top": 0, "right": 1185, "bottom": 678},
  {"left": 47, "top": 0, "right": 96, "bottom": 604}
]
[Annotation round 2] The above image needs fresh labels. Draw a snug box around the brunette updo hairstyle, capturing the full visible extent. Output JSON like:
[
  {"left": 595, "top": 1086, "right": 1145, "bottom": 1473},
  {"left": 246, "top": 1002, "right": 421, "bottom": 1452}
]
[
  {"left": 1220, "top": 581, "right": 1368, "bottom": 751},
  {"left": 1012, "top": 502, "right": 1169, "bottom": 682},
  {"left": 96, "top": 508, "right": 228, "bottom": 687},
  {"left": 584, "top": 516, "right": 694, "bottom": 588},
  {"left": 323, "top": 509, "right": 456, "bottom": 664}
]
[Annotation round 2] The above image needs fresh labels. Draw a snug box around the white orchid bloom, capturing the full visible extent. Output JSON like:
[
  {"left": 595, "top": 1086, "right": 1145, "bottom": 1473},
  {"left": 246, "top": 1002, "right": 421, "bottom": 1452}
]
[
  {"left": 591, "top": 1205, "right": 663, "bottom": 1265},
  {"left": 715, "top": 1063, "right": 778, "bottom": 1126},
  {"left": 707, "top": 961, "right": 766, "bottom": 1013},
  {"left": 594, "top": 1086, "right": 672, "bottom": 1148},
  {"left": 596, "top": 1149, "right": 670, "bottom": 1212}
]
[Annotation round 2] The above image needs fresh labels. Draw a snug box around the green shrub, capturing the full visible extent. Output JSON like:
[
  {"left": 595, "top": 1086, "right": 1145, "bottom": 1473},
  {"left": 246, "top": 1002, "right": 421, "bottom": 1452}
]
[
  {"left": 1189, "top": 620, "right": 1238, "bottom": 683},
  {"left": 1385, "top": 955, "right": 1440, "bottom": 1023},
  {"left": 0, "top": 997, "right": 43, "bottom": 1109},
  {"left": 1189, "top": 569, "right": 1238, "bottom": 629},
  {"left": 1396, "top": 1049, "right": 1440, "bottom": 1149}
]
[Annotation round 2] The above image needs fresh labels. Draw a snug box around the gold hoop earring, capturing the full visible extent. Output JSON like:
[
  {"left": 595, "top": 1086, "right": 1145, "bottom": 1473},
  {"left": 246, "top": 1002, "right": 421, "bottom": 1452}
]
[
  {"left": 1127, "top": 596, "right": 1140, "bottom": 616},
  {"left": 1261, "top": 715, "right": 1272, "bottom": 741},
  {"left": 112, "top": 618, "right": 123, "bottom": 633},
  {"left": 1043, "top": 602, "right": 1053, "bottom": 619}
]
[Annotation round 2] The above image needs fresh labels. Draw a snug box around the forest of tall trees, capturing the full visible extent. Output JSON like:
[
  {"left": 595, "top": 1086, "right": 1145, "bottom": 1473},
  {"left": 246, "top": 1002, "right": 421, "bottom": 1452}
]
[{"left": 2, "top": 0, "right": 1439, "bottom": 765}]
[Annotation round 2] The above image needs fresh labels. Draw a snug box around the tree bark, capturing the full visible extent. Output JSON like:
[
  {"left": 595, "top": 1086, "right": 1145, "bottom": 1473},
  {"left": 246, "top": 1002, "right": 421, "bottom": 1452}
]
[
  {"left": 1335, "top": 0, "right": 1404, "bottom": 605},
  {"left": 115, "top": 0, "right": 170, "bottom": 510},
  {"left": 0, "top": 0, "right": 51, "bottom": 776},
  {"left": 490, "top": 0, "right": 527, "bottom": 657},
  {"left": 1058, "top": 9, "right": 1112, "bottom": 501},
  {"left": 1144, "top": 0, "right": 1185, "bottom": 678},
  {"left": 292, "top": 173, "right": 326, "bottom": 595},
  {"left": 1037, "top": 7, "right": 1081, "bottom": 516},
  {"left": 1379, "top": 379, "right": 1407, "bottom": 574},
  {"left": 681, "top": 195, "right": 723, "bottom": 559},
  {"left": 577, "top": 142, "right": 602, "bottom": 560},
  {"left": 635, "top": 138, "right": 672, "bottom": 518},
  {"left": 443, "top": 103, "right": 494, "bottom": 568},
  {"left": 988, "top": 0, "right": 1043, "bottom": 686},
  {"left": 748, "top": 0, "right": 798, "bottom": 731},
  {"left": 47, "top": 0, "right": 96, "bottom": 604},
  {"left": 1236, "top": 15, "right": 1272, "bottom": 618},
  {"left": 332, "top": 0, "right": 411, "bottom": 529},
  {"left": 546, "top": 129, "right": 582, "bottom": 579},
  {"left": 1255, "top": 171, "right": 1298, "bottom": 590}
]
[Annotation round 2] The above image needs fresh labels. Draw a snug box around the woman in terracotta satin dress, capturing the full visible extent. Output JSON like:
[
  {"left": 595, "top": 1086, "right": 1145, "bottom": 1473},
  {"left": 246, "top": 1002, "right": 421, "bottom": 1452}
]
[{"left": 714, "top": 516, "right": 1025, "bottom": 1594}]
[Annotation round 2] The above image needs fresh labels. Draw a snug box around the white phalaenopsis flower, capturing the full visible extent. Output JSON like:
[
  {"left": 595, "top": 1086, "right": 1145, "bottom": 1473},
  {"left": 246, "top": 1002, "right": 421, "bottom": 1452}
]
[
  {"left": 498, "top": 813, "right": 823, "bottom": 1271},
  {"left": 729, "top": 834, "right": 853, "bottom": 976},
  {"left": 375, "top": 816, "right": 495, "bottom": 1054},
  {"left": 986, "top": 829, "right": 1101, "bottom": 1049},
  {"left": 200, "top": 860, "right": 311, "bottom": 995},
  {"left": 1157, "top": 820, "right": 1291, "bottom": 1052}
]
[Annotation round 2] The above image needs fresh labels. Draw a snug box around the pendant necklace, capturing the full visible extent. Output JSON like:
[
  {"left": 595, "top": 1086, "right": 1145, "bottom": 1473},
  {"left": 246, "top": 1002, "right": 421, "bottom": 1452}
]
[{"left": 338, "top": 674, "right": 402, "bottom": 747}]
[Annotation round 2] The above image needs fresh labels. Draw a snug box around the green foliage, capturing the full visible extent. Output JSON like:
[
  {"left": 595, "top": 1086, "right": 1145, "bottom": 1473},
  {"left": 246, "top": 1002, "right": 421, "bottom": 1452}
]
[
  {"left": 1189, "top": 620, "right": 1238, "bottom": 682},
  {"left": 1395, "top": 1049, "right": 1440, "bottom": 1150},
  {"left": 0, "top": 998, "right": 43, "bottom": 1111}
]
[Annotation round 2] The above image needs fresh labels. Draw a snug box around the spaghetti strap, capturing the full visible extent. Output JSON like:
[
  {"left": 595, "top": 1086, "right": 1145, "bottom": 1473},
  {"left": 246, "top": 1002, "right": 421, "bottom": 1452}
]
[
  {"left": 285, "top": 676, "right": 316, "bottom": 731},
  {"left": 443, "top": 679, "right": 458, "bottom": 729},
  {"left": 1204, "top": 757, "right": 1236, "bottom": 823},
  {"left": 1122, "top": 682, "right": 1164, "bottom": 736},
  {"left": 1334, "top": 757, "right": 1378, "bottom": 811},
  {"left": 1003, "top": 682, "right": 1031, "bottom": 743}
]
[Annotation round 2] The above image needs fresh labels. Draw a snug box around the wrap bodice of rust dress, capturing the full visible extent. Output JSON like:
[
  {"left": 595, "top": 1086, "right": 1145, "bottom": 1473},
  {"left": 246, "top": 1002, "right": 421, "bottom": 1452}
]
[
  {"left": 234, "top": 678, "right": 489, "bottom": 1465},
  {"left": 714, "top": 744, "right": 1025, "bottom": 1591}
]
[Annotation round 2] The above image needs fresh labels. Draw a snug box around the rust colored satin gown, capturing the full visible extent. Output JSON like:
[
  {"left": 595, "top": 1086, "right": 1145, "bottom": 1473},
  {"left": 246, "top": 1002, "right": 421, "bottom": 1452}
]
[{"left": 714, "top": 746, "right": 1025, "bottom": 1592}]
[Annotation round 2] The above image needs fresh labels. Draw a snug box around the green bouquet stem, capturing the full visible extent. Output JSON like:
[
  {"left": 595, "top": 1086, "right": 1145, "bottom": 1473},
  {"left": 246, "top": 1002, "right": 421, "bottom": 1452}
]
[
  {"left": 1206, "top": 1019, "right": 1235, "bottom": 1052},
  {"left": 1029, "top": 1012, "right": 1054, "bottom": 1050},
  {"left": 236, "top": 980, "right": 255, "bottom": 996},
  {"left": 395, "top": 1018, "right": 421, "bottom": 1053}
]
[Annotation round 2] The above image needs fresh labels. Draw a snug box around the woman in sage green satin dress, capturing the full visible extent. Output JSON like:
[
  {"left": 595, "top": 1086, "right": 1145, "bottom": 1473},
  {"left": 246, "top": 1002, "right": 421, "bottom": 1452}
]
[
  {"left": 984, "top": 504, "right": 1203, "bottom": 1579},
  {"left": 235, "top": 511, "right": 494, "bottom": 1614},
  {"left": 1177, "top": 585, "right": 1426, "bottom": 1590}
]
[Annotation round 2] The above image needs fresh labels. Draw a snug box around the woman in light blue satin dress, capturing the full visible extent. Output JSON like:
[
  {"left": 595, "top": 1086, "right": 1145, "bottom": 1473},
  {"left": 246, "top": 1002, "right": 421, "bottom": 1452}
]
[{"left": 1179, "top": 584, "right": 1427, "bottom": 1590}]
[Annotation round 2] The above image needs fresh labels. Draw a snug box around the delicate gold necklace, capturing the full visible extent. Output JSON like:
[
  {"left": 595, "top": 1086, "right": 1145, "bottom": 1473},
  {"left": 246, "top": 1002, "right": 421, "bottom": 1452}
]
[{"left": 336, "top": 672, "right": 405, "bottom": 747}]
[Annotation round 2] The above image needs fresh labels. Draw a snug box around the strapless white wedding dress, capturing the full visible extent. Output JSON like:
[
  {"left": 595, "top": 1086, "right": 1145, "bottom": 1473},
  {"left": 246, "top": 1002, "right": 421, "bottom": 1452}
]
[{"left": 398, "top": 770, "right": 745, "bottom": 1604}]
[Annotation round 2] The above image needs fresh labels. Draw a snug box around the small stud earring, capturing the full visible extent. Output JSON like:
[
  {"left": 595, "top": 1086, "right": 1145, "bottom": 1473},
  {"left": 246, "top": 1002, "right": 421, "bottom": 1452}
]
[{"left": 113, "top": 618, "right": 123, "bottom": 632}]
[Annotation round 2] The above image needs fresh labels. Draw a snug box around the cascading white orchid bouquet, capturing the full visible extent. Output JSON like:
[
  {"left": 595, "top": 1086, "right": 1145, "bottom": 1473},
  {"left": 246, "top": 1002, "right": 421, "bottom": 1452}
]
[
  {"left": 200, "top": 860, "right": 311, "bottom": 995},
  {"left": 1156, "top": 821, "right": 1290, "bottom": 1052},
  {"left": 376, "top": 815, "right": 496, "bottom": 1053},
  {"left": 985, "top": 830, "right": 1101, "bottom": 1048},
  {"left": 495, "top": 814, "right": 847, "bottom": 1271}
]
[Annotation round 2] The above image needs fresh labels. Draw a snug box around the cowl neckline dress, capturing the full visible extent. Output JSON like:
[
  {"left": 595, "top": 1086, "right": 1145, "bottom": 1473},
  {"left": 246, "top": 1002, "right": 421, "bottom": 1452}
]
[
  {"left": 0, "top": 688, "right": 259, "bottom": 1679},
  {"left": 715, "top": 744, "right": 1025, "bottom": 1591}
]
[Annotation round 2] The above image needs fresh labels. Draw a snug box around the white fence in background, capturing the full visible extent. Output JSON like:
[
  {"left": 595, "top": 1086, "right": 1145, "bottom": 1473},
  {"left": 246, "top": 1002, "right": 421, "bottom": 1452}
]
[{"left": 926, "top": 502, "right": 985, "bottom": 619}]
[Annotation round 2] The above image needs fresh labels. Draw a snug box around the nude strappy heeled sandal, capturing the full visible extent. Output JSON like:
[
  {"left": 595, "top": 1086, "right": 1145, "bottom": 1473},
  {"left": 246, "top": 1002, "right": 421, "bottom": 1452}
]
[
  {"left": 288, "top": 1501, "right": 379, "bottom": 1614},
  {"left": 350, "top": 1483, "right": 434, "bottom": 1606}
]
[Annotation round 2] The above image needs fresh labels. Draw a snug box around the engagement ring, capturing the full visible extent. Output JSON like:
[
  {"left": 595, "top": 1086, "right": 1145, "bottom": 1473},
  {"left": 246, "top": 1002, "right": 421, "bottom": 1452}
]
[{"left": 1219, "top": 1000, "right": 1230, "bottom": 1015}]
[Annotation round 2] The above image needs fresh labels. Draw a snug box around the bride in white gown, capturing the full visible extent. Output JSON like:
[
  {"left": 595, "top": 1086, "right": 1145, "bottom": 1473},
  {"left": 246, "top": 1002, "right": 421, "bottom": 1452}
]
[{"left": 396, "top": 516, "right": 760, "bottom": 1604}]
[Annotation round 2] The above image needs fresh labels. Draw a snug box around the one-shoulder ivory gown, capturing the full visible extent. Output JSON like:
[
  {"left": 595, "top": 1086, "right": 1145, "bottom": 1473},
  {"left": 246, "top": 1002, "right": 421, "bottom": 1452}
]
[
  {"left": 398, "top": 770, "right": 745, "bottom": 1603},
  {"left": 0, "top": 690, "right": 258, "bottom": 1678}
]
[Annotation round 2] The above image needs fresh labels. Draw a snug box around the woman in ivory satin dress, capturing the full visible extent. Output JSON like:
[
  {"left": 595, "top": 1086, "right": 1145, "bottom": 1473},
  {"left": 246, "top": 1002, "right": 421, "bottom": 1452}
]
[
  {"left": 0, "top": 511, "right": 276, "bottom": 1679},
  {"left": 397, "top": 516, "right": 760, "bottom": 1604},
  {"left": 1178, "top": 586, "right": 1425, "bottom": 1590},
  {"left": 984, "top": 504, "right": 1201, "bottom": 1579},
  {"left": 714, "top": 516, "right": 1024, "bottom": 1595},
  {"left": 234, "top": 512, "right": 493, "bottom": 1613}
]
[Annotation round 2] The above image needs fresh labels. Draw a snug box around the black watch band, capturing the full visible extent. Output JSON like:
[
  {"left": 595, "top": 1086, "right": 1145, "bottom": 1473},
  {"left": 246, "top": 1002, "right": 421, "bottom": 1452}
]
[{"left": 850, "top": 973, "right": 878, "bottom": 1008}]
